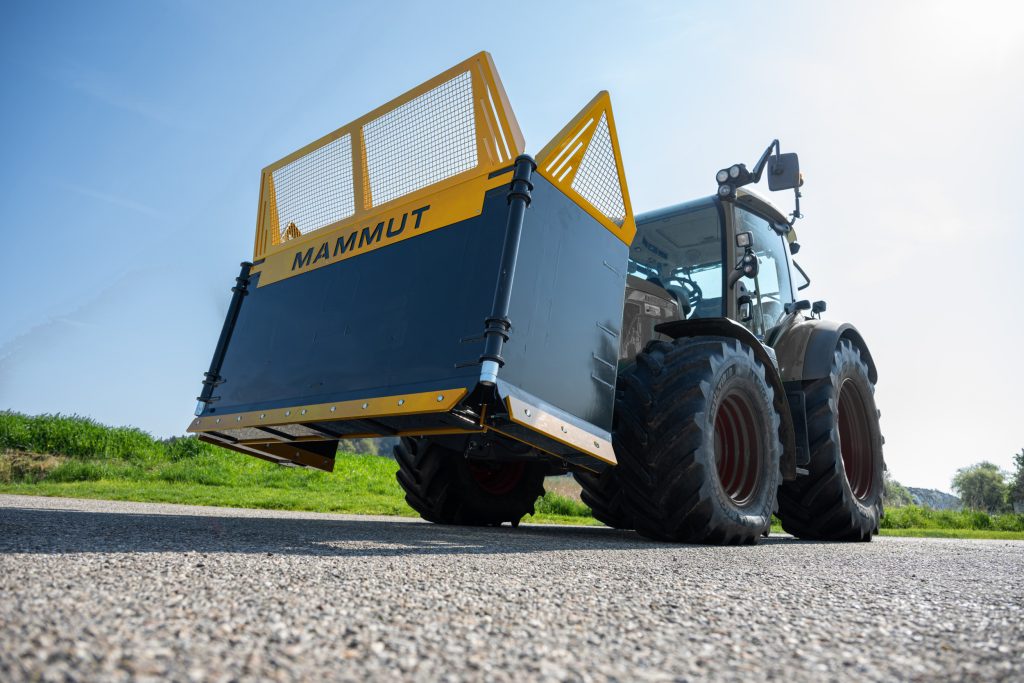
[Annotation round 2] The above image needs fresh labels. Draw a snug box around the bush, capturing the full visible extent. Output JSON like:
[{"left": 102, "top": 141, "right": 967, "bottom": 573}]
[
  {"left": 0, "top": 411, "right": 157, "bottom": 461},
  {"left": 881, "top": 505, "right": 1023, "bottom": 531},
  {"left": 883, "top": 471, "right": 914, "bottom": 508},
  {"left": 0, "top": 451, "right": 63, "bottom": 483},
  {"left": 535, "top": 491, "right": 591, "bottom": 517},
  {"left": 163, "top": 436, "right": 217, "bottom": 461}
]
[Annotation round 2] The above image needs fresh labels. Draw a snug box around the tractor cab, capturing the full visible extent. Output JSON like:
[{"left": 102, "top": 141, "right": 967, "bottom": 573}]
[{"left": 620, "top": 143, "right": 807, "bottom": 362}]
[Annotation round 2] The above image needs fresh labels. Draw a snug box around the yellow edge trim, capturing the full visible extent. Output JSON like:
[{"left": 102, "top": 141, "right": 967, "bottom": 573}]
[
  {"left": 252, "top": 171, "right": 509, "bottom": 287},
  {"left": 261, "top": 53, "right": 519, "bottom": 175},
  {"left": 502, "top": 396, "right": 616, "bottom": 466},
  {"left": 188, "top": 388, "right": 468, "bottom": 433},
  {"left": 536, "top": 92, "right": 605, "bottom": 166}
]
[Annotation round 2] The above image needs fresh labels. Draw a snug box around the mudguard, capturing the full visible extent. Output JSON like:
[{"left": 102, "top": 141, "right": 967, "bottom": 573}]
[{"left": 773, "top": 318, "right": 878, "bottom": 384}]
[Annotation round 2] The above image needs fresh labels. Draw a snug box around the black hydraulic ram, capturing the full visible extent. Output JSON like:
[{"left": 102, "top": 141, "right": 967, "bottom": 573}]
[
  {"left": 196, "top": 261, "right": 252, "bottom": 412},
  {"left": 478, "top": 155, "right": 536, "bottom": 385}
]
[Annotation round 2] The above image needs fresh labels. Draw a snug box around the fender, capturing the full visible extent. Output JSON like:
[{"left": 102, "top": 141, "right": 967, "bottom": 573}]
[
  {"left": 654, "top": 318, "right": 799, "bottom": 480},
  {"left": 773, "top": 318, "right": 878, "bottom": 384}
]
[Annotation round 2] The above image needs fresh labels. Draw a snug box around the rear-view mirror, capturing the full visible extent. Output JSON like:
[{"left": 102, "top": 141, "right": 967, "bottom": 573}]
[{"left": 768, "top": 153, "right": 801, "bottom": 191}]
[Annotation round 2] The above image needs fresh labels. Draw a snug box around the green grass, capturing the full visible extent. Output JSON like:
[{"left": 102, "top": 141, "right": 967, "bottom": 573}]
[
  {"left": 880, "top": 505, "right": 1024, "bottom": 532},
  {"left": 769, "top": 506, "right": 1024, "bottom": 540},
  {"left": 0, "top": 411, "right": 592, "bottom": 525},
  {"left": 2, "top": 411, "right": 1022, "bottom": 537},
  {"left": 877, "top": 528, "right": 1024, "bottom": 540}
]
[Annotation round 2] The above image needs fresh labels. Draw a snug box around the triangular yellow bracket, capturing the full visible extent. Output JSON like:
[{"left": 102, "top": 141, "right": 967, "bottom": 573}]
[{"left": 536, "top": 91, "right": 635, "bottom": 246}]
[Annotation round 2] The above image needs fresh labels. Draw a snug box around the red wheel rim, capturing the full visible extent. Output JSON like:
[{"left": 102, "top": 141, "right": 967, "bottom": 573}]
[
  {"left": 713, "top": 390, "right": 763, "bottom": 506},
  {"left": 467, "top": 461, "right": 526, "bottom": 495},
  {"left": 837, "top": 379, "right": 875, "bottom": 501}
]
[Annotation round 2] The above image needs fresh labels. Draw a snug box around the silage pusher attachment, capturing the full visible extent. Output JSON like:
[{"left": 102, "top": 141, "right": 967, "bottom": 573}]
[{"left": 188, "top": 52, "right": 635, "bottom": 474}]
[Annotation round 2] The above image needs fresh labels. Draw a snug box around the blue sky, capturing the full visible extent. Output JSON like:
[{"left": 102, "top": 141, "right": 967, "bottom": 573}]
[{"left": 2, "top": 1, "right": 1022, "bottom": 491}]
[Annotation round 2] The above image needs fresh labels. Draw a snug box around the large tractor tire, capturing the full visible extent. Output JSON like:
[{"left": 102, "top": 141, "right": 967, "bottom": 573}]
[
  {"left": 394, "top": 437, "right": 546, "bottom": 527},
  {"left": 574, "top": 468, "right": 633, "bottom": 529},
  {"left": 615, "top": 337, "right": 783, "bottom": 544},
  {"left": 777, "top": 340, "right": 884, "bottom": 541}
]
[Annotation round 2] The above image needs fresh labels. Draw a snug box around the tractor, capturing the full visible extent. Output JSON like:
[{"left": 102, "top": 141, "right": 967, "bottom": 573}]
[{"left": 188, "top": 52, "right": 884, "bottom": 544}]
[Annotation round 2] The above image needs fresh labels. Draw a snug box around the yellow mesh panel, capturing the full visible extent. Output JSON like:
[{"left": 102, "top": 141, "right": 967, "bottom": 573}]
[
  {"left": 270, "top": 133, "right": 354, "bottom": 242},
  {"left": 535, "top": 91, "right": 635, "bottom": 245},
  {"left": 253, "top": 52, "right": 525, "bottom": 259},
  {"left": 570, "top": 113, "right": 626, "bottom": 226},
  {"left": 363, "top": 72, "right": 476, "bottom": 206}
]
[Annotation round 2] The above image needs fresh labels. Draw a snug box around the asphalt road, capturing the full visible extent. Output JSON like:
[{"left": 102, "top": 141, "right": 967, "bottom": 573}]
[{"left": 1, "top": 495, "right": 1021, "bottom": 682}]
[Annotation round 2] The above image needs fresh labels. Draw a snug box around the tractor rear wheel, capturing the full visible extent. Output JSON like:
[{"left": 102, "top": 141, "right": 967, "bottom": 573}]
[
  {"left": 777, "top": 340, "right": 884, "bottom": 541},
  {"left": 615, "top": 337, "right": 783, "bottom": 544},
  {"left": 394, "top": 437, "right": 546, "bottom": 527}
]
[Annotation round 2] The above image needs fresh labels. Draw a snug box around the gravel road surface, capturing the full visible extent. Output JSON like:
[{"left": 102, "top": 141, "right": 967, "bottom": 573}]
[{"left": 1, "top": 494, "right": 1021, "bottom": 682}]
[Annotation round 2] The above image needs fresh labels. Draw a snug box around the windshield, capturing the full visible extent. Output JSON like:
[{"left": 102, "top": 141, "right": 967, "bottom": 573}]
[{"left": 628, "top": 202, "right": 724, "bottom": 318}]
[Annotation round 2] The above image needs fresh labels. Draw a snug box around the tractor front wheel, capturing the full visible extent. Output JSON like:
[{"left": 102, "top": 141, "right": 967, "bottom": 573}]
[{"left": 614, "top": 337, "right": 783, "bottom": 544}]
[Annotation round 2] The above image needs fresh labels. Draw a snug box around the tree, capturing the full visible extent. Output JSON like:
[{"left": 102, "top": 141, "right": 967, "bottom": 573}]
[
  {"left": 1009, "top": 448, "right": 1024, "bottom": 512},
  {"left": 883, "top": 471, "right": 914, "bottom": 508},
  {"left": 952, "top": 461, "right": 1009, "bottom": 513},
  {"left": 338, "top": 437, "right": 400, "bottom": 457}
]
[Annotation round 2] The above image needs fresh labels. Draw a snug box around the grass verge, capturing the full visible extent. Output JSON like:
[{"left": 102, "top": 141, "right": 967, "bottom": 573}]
[
  {"left": 0, "top": 411, "right": 595, "bottom": 525},
  {"left": 880, "top": 504, "right": 1024, "bottom": 532},
  {"left": 1, "top": 411, "right": 1021, "bottom": 537},
  {"left": 877, "top": 528, "right": 1024, "bottom": 540}
]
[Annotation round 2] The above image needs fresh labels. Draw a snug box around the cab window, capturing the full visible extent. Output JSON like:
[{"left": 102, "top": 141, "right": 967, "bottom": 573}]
[
  {"left": 736, "top": 208, "right": 794, "bottom": 335},
  {"left": 628, "top": 203, "right": 724, "bottom": 319}
]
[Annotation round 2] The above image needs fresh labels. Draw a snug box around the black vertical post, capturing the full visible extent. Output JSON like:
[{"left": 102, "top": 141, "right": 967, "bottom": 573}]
[
  {"left": 197, "top": 261, "right": 252, "bottom": 409},
  {"left": 478, "top": 155, "right": 535, "bottom": 385}
]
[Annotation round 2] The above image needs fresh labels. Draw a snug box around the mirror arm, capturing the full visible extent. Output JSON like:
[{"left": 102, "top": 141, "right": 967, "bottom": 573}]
[
  {"left": 750, "top": 139, "right": 781, "bottom": 183},
  {"left": 789, "top": 184, "right": 803, "bottom": 226}
]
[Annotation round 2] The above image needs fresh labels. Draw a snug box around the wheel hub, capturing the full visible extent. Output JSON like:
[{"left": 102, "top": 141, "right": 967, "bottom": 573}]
[
  {"left": 713, "top": 390, "right": 763, "bottom": 507},
  {"left": 837, "top": 379, "right": 875, "bottom": 501},
  {"left": 467, "top": 461, "right": 526, "bottom": 496}
]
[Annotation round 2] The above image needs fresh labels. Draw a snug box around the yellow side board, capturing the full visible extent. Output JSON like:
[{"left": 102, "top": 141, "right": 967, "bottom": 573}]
[
  {"left": 252, "top": 171, "right": 510, "bottom": 286},
  {"left": 188, "top": 388, "right": 469, "bottom": 433},
  {"left": 500, "top": 395, "right": 616, "bottom": 465}
]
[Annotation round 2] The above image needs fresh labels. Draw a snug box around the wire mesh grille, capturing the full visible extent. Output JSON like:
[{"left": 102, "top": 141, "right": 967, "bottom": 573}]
[
  {"left": 571, "top": 113, "right": 625, "bottom": 226},
  {"left": 363, "top": 71, "right": 477, "bottom": 206},
  {"left": 271, "top": 133, "right": 355, "bottom": 240}
]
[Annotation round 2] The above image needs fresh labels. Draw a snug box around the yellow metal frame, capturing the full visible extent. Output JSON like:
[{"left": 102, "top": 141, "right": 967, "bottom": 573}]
[
  {"left": 253, "top": 51, "right": 524, "bottom": 262},
  {"left": 188, "top": 388, "right": 468, "bottom": 433},
  {"left": 252, "top": 170, "right": 510, "bottom": 286},
  {"left": 499, "top": 395, "right": 616, "bottom": 465},
  {"left": 535, "top": 91, "right": 635, "bottom": 246}
]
